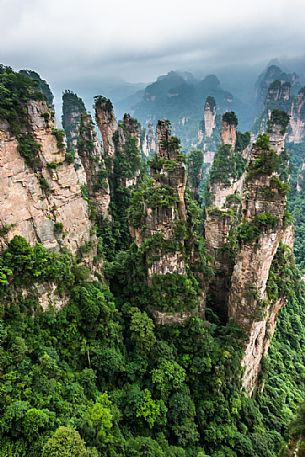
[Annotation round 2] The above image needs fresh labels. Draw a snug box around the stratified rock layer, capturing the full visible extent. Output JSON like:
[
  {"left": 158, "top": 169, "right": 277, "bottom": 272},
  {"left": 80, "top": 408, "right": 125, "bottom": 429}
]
[{"left": 0, "top": 100, "right": 93, "bottom": 254}]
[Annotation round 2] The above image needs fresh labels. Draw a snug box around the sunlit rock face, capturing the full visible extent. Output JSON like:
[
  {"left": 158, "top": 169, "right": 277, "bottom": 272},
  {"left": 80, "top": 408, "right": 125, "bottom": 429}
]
[{"left": 0, "top": 100, "right": 93, "bottom": 255}]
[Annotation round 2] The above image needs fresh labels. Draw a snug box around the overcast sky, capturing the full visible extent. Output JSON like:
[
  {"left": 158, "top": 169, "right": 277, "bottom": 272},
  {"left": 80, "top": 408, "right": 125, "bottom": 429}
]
[{"left": 1, "top": 0, "right": 305, "bottom": 94}]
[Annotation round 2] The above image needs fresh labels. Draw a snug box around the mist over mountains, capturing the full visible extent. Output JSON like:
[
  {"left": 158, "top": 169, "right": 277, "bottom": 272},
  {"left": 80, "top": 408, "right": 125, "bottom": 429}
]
[{"left": 38, "top": 54, "right": 304, "bottom": 142}]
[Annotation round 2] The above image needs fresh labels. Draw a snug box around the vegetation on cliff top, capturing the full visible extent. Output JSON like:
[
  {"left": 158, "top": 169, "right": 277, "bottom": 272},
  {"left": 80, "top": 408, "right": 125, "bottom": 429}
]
[
  {"left": 1, "top": 65, "right": 305, "bottom": 457},
  {"left": 222, "top": 112, "right": 238, "bottom": 126},
  {"left": 209, "top": 144, "right": 246, "bottom": 185},
  {"left": 268, "top": 109, "right": 290, "bottom": 134}
]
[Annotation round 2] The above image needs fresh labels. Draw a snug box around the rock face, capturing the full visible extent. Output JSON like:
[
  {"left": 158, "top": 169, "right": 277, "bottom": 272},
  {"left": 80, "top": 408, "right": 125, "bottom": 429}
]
[
  {"left": 220, "top": 112, "right": 238, "bottom": 149},
  {"left": 95, "top": 97, "right": 142, "bottom": 190},
  {"left": 62, "top": 91, "right": 111, "bottom": 217},
  {"left": 94, "top": 97, "right": 143, "bottom": 251},
  {"left": 141, "top": 122, "right": 156, "bottom": 157},
  {"left": 255, "top": 75, "right": 305, "bottom": 143},
  {"left": 0, "top": 100, "right": 93, "bottom": 255},
  {"left": 266, "top": 80, "right": 291, "bottom": 104},
  {"left": 153, "top": 120, "right": 187, "bottom": 220},
  {"left": 226, "top": 113, "right": 292, "bottom": 393},
  {"left": 204, "top": 113, "right": 246, "bottom": 320},
  {"left": 131, "top": 120, "right": 187, "bottom": 247},
  {"left": 288, "top": 87, "right": 305, "bottom": 143},
  {"left": 228, "top": 142, "right": 292, "bottom": 392},
  {"left": 95, "top": 96, "right": 118, "bottom": 159},
  {"left": 129, "top": 120, "right": 209, "bottom": 322},
  {"left": 115, "top": 114, "right": 142, "bottom": 187},
  {"left": 255, "top": 64, "right": 299, "bottom": 109},
  {"left": 62, "top": 90, "right": 86, "bottom": 153},
  {"left": 197, "top": 96, "right": 219, "bottom": 174},
  {"left": 205, "top": 111, "right": 292, "bottom": 392},
  {"left": 200, "top": 96, "right": 217, "bottom": 139}
]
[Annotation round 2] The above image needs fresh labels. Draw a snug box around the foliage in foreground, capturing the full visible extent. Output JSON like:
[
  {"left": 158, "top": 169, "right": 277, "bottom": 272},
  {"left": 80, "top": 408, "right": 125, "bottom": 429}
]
[{"left": 0, "top": 235, "right": 305, "bottom": 456}]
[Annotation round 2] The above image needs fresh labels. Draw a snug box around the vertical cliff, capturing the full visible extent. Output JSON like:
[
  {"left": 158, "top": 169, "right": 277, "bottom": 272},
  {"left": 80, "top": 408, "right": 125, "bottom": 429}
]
[
  {"left": 254, "top": 77, "right": 305, "bottom": 141},
  {"left": 114, "top": 113, "right": 142, "bottom": 188},
  {"left": 204, "top": 113, "right": 246, "bottom": 319},
  {"left": 204, "top": 109, "right": 292, "bottom": 392},
  {"left": 288, "top": 87, "right": 305, "bottom": 143},
  {"left": 141, "top": 122, "right": 156, "bottom": 158},
  {"left": 62, "top": 91, "right": 110, "bottom": 217},
  {"left": 198, "top": 96, "right": 217, "bottom": 141},
  {"left": 0, "top": 67, "right": 94, "bottom": 257},
  {"left": 129, "top": 120, "right": 210, "bottom": 323},
  {"left": 95, "top": 96, "right": 118, "bottom": 161},
  {"left": 62, "top": 90, "right": 86, "bottom": 152},
  {"left": 95, "top": 97, "right": 142, "bottom": 252},
  {"left": 255, "top": 64, "right": 299, "bottom": 110},
  {"left": 220, "top": 111, "right": 238, "bottom": 148},
  {"left": 227, "top": 111, "right": 292, "bottom": 393},
  {"left": 197, "top": 96, "right": 219, "bottom": 174}
]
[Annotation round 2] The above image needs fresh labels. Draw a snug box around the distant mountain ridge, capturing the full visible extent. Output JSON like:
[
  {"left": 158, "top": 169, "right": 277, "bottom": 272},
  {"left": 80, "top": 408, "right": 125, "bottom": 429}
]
[{"left": 115, "top": 70, "right": 246, "bottom": 148}]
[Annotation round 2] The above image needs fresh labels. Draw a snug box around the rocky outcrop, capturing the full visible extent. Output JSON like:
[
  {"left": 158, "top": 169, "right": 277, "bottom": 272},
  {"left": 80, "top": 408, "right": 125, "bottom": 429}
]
[
  {"left": 129, "top": 120, "right": 209, "bottom": 322},
  {"left": 131, "top": 120, "right": 187, "bottom": 247},
  {"left": 204, "top": 110, "right": 292, "bottom": 391},
  {"left": 0, "top": 100, "right": 94, "bottom": 256},
  {"left": 78, "top": 113, "right": 111, "bottom": 216},
  {"left": 227, "top": 120, "right": 291, "bottom": 393},
  {"left": 198, "top": 96, "right": 217, "bottom": 141},
  {"left": 220, "top": 112, "right": 237, "bottom": 149},
  {"left": 204, "top": 113, "right": 246, "bottom": 320},
  {"left": 94, "top": 99, "right": 143, "bottom": 251},
  {"left": 207, "top": 113, "right": 247, "bottom": 207},
  {"left": 95, "top": 96, "right": 118, "bottom": 159},
  {"left": 288, "top": 87, "right": 305, "bottom": 143},
  {"left": 62, "top": 90, "right": 86, "bottom": 152},
  {"left": 197, "top": 96, "right": 219, "bottom": 174},
  {"left": 266, "top": 80, "right": 291, "bottom": 104},
  {"left": 141, "top": 123, "right": 156, "bottom": 157},
  {"left": 62, "top": 91, "right": 111, "bottom": 217},
  {"left": 19, "top": 69, "right": 54, "bottom": 109},
  {"left": 153, "top": 120, "right": 187, "bottom": 220},
  {"left": 255, "top": 78, "right": 304, "bottom": 137},
  {"left": 255, "top": 64, "right": 299, "bottom": 109},
  {"left": 95, "top": 97, "right": 142, "bottom": 189}
]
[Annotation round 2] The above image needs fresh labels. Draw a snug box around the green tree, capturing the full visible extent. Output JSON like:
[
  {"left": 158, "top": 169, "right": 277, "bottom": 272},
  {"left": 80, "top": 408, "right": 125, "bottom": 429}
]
[
  {"left": 136, "top": 388, "right": 167, "bottom": 428},
  {"left": 125, "top": 436, "right": 165, "bottom": 457},
  {"left": 130, "top": 307, "right": 157, "bottom": 353},
  {"left": 84, "top": 393, "right": 113, "bottom": 444},
  {"left": 42, "top": 426, "right": 88, "bottom": 457},
  {"left": 152, "top": 360, "right": 186, "bottom": 398}
]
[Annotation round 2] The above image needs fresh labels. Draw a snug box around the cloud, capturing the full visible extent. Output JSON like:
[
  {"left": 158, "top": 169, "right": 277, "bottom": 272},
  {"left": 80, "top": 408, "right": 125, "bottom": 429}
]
[{"left": 1, "top": 0, "right": 305, "bottom": 102}]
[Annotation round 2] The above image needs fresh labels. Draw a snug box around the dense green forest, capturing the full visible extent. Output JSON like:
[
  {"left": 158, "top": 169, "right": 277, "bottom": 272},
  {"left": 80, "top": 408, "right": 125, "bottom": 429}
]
[{"left": 1, "top": 65, "right": 305, "bottom": 457}]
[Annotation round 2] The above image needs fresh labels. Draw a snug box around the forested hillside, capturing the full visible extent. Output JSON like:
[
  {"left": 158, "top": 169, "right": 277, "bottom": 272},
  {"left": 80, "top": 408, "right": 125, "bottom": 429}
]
[{"left": 1, "top": 64, "right": 305, "bottom": 457}]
